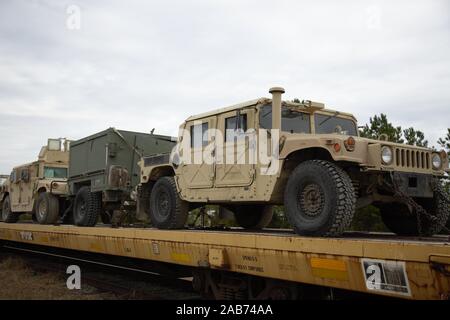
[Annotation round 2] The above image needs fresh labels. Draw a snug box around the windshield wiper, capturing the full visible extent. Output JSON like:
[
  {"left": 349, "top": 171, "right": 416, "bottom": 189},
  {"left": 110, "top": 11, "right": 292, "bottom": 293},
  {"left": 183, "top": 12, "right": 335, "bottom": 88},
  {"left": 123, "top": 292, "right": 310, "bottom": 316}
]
[{"left": 319, "top": 111, "right": 340, "bottom": 126}]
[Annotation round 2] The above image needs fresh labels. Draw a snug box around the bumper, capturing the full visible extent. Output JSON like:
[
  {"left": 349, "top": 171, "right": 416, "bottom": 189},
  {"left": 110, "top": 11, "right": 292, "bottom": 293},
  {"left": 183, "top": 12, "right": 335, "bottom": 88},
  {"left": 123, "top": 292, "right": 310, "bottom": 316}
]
[{"left": 392, "top": 172, "right": 434, "bottom": 198}]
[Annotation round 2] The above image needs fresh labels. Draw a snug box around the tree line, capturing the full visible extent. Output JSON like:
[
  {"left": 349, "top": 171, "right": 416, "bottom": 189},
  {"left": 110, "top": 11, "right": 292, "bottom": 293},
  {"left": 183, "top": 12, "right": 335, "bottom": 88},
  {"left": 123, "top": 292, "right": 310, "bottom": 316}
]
[{"left": 360, "top": 113, "right": 450, "bottom": 151}]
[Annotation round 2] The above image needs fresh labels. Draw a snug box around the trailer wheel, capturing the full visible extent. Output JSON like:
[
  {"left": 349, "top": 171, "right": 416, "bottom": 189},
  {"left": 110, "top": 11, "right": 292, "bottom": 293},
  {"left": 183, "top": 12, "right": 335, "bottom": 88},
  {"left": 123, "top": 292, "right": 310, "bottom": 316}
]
[
  {"left": 35, "top": 192, "right": 59, "bottom": 224},
  {"left": 1, "top": 196, "right": 19, "bottom": 223},
  {"left": 150, "top": 176, "right": 188, "bottom": 229},
  {"left": 73, "top": 186, "right": 102, "bottom": 227},
  {"left": 379, "top": 193, "right": 450, "bottom": 236},
  {"left": 233, "top": 205, "right": 273, "bottom": 229},
  {"left": 284, "top": 160, "right": 355, "bottom": 237}
]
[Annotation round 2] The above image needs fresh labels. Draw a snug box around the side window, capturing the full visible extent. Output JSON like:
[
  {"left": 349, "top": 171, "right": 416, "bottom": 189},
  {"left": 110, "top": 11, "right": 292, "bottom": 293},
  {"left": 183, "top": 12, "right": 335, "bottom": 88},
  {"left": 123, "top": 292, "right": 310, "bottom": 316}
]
[
  {"left": 12, "top": 169, "right": 19, "bottom": 183},
  {"left": 190, "top": 122, "right": 209, "bottom": 148},
  {"left": 10, "top": 171, "right": 15, "bottom": 183},
  {"left": 225, "top": 113, "right": 247, "bottom": 142},
  {"left": 21, "top": 168, "right": 30, "bottom": 182},
  {"left": 259, "top": 104, "right": 272, "bottom": 130}
]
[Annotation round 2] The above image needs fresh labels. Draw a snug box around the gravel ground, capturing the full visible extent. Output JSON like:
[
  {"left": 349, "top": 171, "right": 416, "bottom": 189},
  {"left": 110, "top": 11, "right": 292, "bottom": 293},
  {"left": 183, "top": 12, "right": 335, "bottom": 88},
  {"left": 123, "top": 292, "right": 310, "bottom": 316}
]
[{"left": 0, "top": 255, "right": 117, "bottom": 300}]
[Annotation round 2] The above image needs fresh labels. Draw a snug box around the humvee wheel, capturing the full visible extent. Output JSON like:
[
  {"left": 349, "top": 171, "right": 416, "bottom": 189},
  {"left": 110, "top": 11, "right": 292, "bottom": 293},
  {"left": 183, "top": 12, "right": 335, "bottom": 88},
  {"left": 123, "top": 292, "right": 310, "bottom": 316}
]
[
  {"left": 35, "top": 192, "right": 59, "bottom": 224},
  {"left": 73, "top": 186, "right": 101, "bottom": 227},
  {"left": 284, "top": 160, "right": 355, "bottom": 237},
  {"left": 150, "top": 176, "right": 188, "bottom": 229},
  {"left": 233, "top": 205, "right": 273, "bottom": 229},
  {"left": 379, "top": 194, "right": 450, "bottom": 236},
  {"left": 1, "top": 196, "right": 19, "bottom": 223}
]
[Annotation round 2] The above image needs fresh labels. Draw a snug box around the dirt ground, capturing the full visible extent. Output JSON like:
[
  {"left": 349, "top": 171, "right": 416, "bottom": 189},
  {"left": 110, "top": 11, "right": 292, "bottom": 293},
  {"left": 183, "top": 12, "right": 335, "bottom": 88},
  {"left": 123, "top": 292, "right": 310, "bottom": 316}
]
[{"left": 0, "top": 256, "right": 117, "bottom": 300}]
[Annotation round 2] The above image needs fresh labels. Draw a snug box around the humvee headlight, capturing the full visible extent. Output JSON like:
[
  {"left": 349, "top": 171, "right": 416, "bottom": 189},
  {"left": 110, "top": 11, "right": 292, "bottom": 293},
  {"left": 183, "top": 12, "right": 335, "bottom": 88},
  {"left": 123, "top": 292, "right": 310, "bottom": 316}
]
[
  {"left": 381, "top": 146, "right": 393, "bottom": 165},
  {"left": 344, "top": 137, "right": 356, "bottom": 152},
  {"left": 432, "top": 154, "right": 442, "bottom": 170}
]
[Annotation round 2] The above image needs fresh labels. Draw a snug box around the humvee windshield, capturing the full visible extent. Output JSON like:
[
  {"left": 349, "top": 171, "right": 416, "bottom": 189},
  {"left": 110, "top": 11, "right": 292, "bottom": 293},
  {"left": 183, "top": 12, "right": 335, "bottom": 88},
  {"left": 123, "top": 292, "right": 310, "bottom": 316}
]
[
  {"left": 44, "top": 167, "right": 67, "bottom": 179},
  {"left": 259, "top": 104, "right": 311, "bottom": 133},
  {"left": 259, "top": 104, "right": 357, "bottom": 136},
  {"left": 314, "top": 114, "right": 357, "bottom": 136}
]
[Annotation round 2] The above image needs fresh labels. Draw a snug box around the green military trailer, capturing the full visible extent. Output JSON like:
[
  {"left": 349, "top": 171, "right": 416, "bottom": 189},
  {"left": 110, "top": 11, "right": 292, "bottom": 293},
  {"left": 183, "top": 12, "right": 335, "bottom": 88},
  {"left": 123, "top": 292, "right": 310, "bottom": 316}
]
[{"left": 68, "top": 127, "right": 176, "bottom": 226}]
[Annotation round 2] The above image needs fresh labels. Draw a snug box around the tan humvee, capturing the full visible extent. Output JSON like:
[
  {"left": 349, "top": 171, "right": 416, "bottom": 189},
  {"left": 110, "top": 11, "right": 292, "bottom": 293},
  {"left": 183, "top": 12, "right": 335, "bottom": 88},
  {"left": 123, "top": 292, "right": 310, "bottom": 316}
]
[
  {"left": 138, "top": 87, "right": 449, "bottom": 237},
  {"left": 0, "top": 139, "right": 70, "bottom": 224},
  {"left": 0, "top": 175, "right": 8, "bottom": 208}
]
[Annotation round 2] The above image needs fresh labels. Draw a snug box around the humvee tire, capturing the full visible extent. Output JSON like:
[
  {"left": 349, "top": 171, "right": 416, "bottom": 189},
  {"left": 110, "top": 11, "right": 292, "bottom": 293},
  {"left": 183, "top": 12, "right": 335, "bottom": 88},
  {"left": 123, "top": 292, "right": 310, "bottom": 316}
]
[
  {"left": 150, "top": 176, "right": 188, "bottom": 229},
  {"left": 284, "top": 160, "right": 355, "bottom": 237},
  {"left": 73, "top": 186, "right": 101, "bottom": 227},
  {"left": 379, "top": 194, "right": 450, "bottom": 236},
  {"left": 1, "top": 196, "right": 19, "bottom": 223},
  {"left": 233, "top": 205, "right": 273, "bottom": 229},
  {"left": 35, "top": 192, "right": 60, "bottom": 224}
]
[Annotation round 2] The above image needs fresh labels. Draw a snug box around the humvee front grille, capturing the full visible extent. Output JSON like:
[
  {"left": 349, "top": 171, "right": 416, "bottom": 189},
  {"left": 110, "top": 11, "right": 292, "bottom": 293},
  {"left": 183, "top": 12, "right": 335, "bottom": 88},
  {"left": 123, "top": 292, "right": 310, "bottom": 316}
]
[{"left": 395, "top": 148, "right": 431, "bottom": 170}]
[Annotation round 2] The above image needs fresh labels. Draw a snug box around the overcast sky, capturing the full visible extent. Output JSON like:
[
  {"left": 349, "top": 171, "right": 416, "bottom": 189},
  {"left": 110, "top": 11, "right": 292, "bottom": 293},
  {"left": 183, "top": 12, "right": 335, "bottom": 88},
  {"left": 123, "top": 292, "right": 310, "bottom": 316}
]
[{"left": 0, "top": 0, "right": 449, "bottom": 173}]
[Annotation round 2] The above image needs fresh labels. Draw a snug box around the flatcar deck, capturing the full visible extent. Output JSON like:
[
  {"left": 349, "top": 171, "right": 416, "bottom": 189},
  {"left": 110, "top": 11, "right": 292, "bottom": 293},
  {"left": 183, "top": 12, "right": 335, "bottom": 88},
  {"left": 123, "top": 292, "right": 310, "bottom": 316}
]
[{"left": 0, "top": 222, "right": 449, "bottom": 300}]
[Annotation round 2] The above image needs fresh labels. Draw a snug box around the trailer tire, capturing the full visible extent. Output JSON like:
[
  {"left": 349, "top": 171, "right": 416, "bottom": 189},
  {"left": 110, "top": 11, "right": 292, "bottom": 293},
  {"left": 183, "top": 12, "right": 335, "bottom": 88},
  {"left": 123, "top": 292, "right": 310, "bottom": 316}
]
[
  {"left": 73, "top": 186, "right": 102, "bottom": 227},
  {"left": 233, "top": 205, "right": 273, "bottom": 229},
  {"left": 35, "top": 192, "right": 59, "bottom": 224},
  {"left": 379, "top": 193, "right": 450, "bottom": 236},
  {"left": 1, "top": 196, "right": 19, "bottom": 223},
  {"left": 284, "top": 160, "right": 355, "bottom": 237},
  {"left": 150, "top": 176, "right": 188, "bottom": 229}
]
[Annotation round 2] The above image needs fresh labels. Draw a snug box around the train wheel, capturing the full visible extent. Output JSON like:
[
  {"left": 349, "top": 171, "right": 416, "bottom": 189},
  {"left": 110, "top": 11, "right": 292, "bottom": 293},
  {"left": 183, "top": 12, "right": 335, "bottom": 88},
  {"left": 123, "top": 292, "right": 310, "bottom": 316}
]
[
  {"left": 149, "top": 176, "right": 188, "bottom": 229},
  {"left": 1, "top": 196, "right": 19, "bottom": 223},
  {"left": 73, "top": 186, "right": 101, "bottom": 227},
  {"left": 35, "top": 192, "right": 59, "bottom": 224}
]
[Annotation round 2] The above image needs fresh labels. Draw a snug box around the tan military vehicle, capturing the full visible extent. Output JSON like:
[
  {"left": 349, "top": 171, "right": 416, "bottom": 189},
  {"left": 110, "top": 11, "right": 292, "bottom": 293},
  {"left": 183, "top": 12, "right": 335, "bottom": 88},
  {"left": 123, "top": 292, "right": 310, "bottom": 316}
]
[
  {"left": 0, "top": 139, "right": 70, "bottom": 224},
  {"left": 0, "top": 175, "right": 9, "bottom": 209},
  {"left": 137, "top": 87, "right": 449, "bottom": 237}
]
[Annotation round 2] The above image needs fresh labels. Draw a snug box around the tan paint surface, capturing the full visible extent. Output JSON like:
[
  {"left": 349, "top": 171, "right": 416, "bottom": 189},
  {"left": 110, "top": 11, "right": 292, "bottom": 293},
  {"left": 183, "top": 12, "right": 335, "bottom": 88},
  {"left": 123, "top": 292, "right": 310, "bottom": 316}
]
[{"left": 0, "top": 223, "right": 448, "bottom": 300}]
